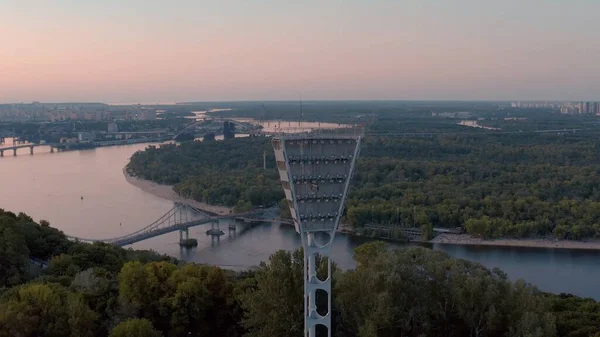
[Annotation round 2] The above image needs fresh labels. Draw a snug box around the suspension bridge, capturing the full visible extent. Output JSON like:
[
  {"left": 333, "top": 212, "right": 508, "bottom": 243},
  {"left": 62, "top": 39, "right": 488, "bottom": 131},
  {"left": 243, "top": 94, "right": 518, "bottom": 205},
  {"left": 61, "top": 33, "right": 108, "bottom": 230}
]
[{"left": 67, "top": 203, "right": 290, "bottom": 247}]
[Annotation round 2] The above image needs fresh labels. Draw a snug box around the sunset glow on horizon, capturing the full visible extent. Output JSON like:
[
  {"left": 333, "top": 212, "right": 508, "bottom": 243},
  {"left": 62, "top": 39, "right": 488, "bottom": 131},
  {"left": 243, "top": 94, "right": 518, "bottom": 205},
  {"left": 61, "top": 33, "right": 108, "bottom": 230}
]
[{"left": 1, "top": 0, "right": 599, "bottom": 103}]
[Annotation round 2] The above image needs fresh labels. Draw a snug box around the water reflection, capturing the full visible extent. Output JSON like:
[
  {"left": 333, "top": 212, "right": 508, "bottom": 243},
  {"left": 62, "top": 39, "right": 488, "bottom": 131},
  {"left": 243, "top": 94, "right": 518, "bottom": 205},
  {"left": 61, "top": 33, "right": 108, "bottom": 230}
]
[{"left": 433, "top": 243, "right": 600, "bottom": 299}]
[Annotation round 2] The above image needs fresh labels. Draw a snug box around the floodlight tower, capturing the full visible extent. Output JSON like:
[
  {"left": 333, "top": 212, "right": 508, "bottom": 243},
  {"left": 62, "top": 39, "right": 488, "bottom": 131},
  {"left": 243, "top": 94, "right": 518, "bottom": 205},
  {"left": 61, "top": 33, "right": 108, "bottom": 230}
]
[{"left": 272, "top": 127, "right": 363, "bottom": 337}]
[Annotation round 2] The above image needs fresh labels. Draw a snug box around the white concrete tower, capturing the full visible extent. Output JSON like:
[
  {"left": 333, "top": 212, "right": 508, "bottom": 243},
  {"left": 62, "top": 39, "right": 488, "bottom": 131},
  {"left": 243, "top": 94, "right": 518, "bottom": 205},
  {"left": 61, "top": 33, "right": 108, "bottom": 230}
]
[{"left": 272, "top": 128, "right": 363, "bottom": 337}]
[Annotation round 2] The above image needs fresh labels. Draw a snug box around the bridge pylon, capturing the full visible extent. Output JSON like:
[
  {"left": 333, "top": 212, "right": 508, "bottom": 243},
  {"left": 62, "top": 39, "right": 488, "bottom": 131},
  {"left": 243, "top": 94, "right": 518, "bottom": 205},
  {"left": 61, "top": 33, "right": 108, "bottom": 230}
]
[
  {"left": 179, "top": 227, "right": 198, "bottom": 247},
  {"left": 179, "top": 228, "right": 189, "bottom": 242},
  {"left": 206, "top": 220, "right": 224, "bottom": 237}
]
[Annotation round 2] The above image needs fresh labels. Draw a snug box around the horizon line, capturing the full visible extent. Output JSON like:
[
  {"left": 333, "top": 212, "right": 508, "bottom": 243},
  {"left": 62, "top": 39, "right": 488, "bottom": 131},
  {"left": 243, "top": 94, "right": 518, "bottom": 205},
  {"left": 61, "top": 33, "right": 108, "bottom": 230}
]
[{"left": 1, "top": 99, "right": 598, "bottom": 106}]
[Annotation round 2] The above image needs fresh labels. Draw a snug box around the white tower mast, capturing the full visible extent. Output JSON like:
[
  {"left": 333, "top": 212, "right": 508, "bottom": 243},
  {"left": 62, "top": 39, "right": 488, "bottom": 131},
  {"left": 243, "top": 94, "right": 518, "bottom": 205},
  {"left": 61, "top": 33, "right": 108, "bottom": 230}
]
[{"left": 272, "top": 127, "right": 363, "bottom": 337}]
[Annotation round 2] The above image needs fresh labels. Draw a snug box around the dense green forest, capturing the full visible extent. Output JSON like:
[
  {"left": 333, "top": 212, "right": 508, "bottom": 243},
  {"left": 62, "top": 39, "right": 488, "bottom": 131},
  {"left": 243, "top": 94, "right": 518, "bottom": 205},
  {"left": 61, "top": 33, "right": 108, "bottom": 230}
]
[
  {"left": 128, "top": 123, "right": 600, "bottom": 239},
  {"left": 127, "top": 137, "right": 284, "bottom": 212},
  {"left": 348, "top": 133, "right": 600, "bottom": 239},
  {"left": 2, "top": 209, "right": 600, "bottom": 337}
]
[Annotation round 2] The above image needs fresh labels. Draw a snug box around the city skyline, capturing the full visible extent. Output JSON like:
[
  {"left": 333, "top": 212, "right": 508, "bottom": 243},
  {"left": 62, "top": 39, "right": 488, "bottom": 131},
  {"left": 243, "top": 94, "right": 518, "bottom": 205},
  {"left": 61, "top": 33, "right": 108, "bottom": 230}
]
[{"left": 1, "top": 0, "right": 599, "bottom": 103}]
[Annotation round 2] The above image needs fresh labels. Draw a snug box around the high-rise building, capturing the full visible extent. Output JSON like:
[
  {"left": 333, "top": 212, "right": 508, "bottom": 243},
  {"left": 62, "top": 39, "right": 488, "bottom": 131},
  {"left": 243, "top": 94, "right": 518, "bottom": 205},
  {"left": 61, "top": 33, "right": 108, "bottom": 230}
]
[
  {"left": 594, "top": 102, "right": 600, "bottom": 115},
  {"left": 272, "top": 128, "right": 363, "bottom": 337},
  {"left": 108, "top": 121, "right": 118, "bottom": 133},
  {"left": 139, "top": 109, "right": 157, "bottom": 120}
]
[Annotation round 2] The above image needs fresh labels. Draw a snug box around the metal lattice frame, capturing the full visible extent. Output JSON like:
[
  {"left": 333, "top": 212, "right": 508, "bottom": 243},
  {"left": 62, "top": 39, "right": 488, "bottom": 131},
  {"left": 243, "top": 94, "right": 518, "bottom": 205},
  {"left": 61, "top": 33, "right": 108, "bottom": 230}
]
[{"left": 273, "top": 129, "right": 362, "bottom": 337}]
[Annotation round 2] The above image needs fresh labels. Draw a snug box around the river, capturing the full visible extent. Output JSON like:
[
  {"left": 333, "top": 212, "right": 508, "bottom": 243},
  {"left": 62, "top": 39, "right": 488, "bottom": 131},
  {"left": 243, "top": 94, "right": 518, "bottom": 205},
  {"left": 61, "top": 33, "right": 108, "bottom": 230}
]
[{"left": 1, "top": 136, "right": 600, "bottom": 299}]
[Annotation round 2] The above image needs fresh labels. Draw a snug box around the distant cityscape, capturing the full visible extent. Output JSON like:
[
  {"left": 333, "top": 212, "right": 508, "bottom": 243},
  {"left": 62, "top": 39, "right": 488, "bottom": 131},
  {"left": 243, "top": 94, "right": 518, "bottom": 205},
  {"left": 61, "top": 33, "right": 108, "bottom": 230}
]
[
  {"left": 0, "top": 102, "right": 159, "bottom": 122},
  {"left": 510, "top": 101, "right": 600, "bottom": 115},
  {"left": 3, "top": 100, "right": 600, "bottom": 125}
]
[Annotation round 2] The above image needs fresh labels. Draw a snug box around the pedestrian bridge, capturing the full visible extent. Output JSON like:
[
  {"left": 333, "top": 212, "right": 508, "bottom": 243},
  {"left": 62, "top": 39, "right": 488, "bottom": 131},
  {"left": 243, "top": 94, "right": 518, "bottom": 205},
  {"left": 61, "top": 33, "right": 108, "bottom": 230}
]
[{"left": 66, "top": 204, "right": 289, "bottom": 246}]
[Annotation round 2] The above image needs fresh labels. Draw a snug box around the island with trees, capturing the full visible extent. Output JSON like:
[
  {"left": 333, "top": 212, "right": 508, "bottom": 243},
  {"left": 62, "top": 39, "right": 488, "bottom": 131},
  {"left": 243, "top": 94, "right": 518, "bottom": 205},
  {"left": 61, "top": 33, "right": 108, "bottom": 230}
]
[{"left": 127, "top": 108, "right": 600, "bottom": 245}]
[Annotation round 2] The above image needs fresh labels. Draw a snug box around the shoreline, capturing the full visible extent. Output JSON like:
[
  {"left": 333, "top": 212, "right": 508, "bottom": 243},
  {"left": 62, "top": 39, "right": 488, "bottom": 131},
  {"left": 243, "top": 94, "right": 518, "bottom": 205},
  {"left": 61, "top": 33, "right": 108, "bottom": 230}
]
[
  {"left": 122, "top": 167, "right": 600, "bottom": 251},
  {"left": 122, "top": 167, "right": 233, "bottom": 216},
  {"left": 431, "top": 233, "right": 600, "bottom": 250}
]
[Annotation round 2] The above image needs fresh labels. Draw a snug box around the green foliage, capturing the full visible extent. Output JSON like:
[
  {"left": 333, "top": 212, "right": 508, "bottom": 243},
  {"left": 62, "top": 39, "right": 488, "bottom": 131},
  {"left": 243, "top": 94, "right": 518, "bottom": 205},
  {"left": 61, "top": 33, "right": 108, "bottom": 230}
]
[
  {"left": 49, "top": 254, "right": 80, "bottom": 277},
  {"left": 127, "top": 138, "right": 284, "bottom": 208},
  {"left": 279, "top": 198, "right": 292, "bottom": 219},
  {"left": 109, "top": 318, "right": 162, "bottom": 337},
  {"left": 347, "top": 133, "right": 600, "bottom": 239},
  {"left": 0, "top": 215, "right": 29, "bottom": 286},
  {"left": 1, "top": 208, "right": 600, "bottom": 337},
  {"left": 234, "top": 200, "right": 253, "bottom": 213},
  {"left": 422, "top": 222, "right": 434, "bottom": 240},
  {"left": 19, "top": 218, "right": 72, "bottom": 260},
  {"left": 70, "top": 268, "right": 120, "bottom": 336},
  {"left": 336, "top": 247, "right": 556, "bottom": 337},
  {"left": 119, "top": 261, "right": 240, "bottom": 337},
  {"left": 0, "top": 283, "right": 98, "bottom": 337},
  {"left": 352, "top": 241, "right": 387, "bottom": 268},
  {"left": 240, "top": 248, "right": 335, "bottom": 337},
  {"left": 551, "top": 294, "right": 600, "bottom": 337},
  {"left": 240, "top": 249, "right": 306, "bottom": 337}
]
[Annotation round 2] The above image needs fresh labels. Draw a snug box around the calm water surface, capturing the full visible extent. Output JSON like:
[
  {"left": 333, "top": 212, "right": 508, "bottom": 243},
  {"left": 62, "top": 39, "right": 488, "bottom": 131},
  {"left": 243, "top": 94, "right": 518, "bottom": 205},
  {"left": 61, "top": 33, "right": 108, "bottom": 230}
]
[{"left": 1, "top": 138, "right": 599, "bottom": 299}]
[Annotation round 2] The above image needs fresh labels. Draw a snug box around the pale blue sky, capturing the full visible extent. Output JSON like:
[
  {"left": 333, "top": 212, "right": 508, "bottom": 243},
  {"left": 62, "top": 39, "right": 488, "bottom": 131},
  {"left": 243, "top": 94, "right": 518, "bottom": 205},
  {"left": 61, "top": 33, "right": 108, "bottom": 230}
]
[{"left": 0, "top": 0, "right": 598, "bottom": 102}]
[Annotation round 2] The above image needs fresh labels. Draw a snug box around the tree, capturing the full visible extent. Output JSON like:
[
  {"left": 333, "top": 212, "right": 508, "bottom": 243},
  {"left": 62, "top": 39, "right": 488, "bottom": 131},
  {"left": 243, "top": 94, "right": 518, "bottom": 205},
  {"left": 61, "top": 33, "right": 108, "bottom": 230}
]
[
  {"left": 241, "top": 249, "right": 306, "bottom": 337},
  {"left": 119, "top": 261, "right": 239, "bottom": 337},
  {"left": 352, "top": 241, "right": 387, "bottom": 268},
  {"left": 119, "top": 261, "right": 177, "bottom": 332},
  {"left": 279, "top": 198, "right": 292, "bottom": 219},
  {"left": 0, "top": 216, "right": 29, "bottom": 286},
  {"left": 70, "top": 268, "right": 120, "bottom": 336},
  {"left": 169, "top": 278, "right": 211, "bottom": 336},
  {"left": 422, "top": 222, "right": 435, "bottom": 241},
  {"left": 109, "top": 318, "right": 162, "bottom": 337},
  {"left": 49, "top": 254, "right": 80, "bottom": 277},
  {"left": 234, "top": 200, "right": 253, "bottom": 213},
  {"left": 335, "top": 246, "right": 558, "bottom": 337},
  {"left": 0, "top": 283, "right": 97, "bottom": 337},
  {"left": 68, "top": 294, "right": 100, "bottom": 337}
]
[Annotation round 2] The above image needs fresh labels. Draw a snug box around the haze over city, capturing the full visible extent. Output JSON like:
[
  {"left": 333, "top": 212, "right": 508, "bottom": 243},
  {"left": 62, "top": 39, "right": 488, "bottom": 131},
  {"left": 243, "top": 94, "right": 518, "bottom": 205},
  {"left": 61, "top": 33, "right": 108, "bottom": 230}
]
[{"left": 1, "top": 0, "right": 599, "bottom": 103}]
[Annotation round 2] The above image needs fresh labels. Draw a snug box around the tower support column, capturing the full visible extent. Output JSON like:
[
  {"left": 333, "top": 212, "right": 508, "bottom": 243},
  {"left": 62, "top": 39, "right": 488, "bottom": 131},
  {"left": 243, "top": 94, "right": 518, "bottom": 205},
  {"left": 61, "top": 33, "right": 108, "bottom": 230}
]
[{"left": 303, "top": 232, "right": 333, "bottom": 337}]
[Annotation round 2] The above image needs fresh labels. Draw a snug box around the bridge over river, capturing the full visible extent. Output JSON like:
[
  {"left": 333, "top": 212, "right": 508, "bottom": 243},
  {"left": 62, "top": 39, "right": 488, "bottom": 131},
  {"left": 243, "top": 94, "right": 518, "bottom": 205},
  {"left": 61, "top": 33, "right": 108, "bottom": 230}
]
[
  {"left": 0, "top": 143, "right": 59, "bottom": 156},
  {"left": 67, "top": 203, "right": 291, "bottom": 247}
]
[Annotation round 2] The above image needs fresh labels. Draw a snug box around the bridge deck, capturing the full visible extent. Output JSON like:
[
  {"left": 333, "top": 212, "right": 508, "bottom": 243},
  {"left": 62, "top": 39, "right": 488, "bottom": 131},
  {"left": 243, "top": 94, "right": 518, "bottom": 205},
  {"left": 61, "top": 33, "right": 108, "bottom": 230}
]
[
  {"left": 68, "top": 207, "right": 279, "bottom": 246},
  {"left": 0, "top": 143, "right": 54, "bottom": 151}
]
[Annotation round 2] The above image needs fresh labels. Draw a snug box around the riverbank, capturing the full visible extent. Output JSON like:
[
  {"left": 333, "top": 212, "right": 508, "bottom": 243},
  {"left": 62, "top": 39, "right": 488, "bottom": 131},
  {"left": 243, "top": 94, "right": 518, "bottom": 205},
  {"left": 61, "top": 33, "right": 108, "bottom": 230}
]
[
  {"left": 431, "top": 233, "right": 600, "bottom": 250},
  {"left": 122, "top": 167, "right": 233, "bottom": 216}
]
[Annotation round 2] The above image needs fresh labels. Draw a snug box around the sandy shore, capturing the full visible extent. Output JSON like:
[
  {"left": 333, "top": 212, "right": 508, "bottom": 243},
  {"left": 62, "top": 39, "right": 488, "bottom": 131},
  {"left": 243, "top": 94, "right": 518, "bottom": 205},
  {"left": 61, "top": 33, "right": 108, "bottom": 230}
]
[
  {"left": 123, "top": 167, "right": 233, "bottom": 216},
  {"left": 431, "top": 233, "right": 600, "bottom": 250}
]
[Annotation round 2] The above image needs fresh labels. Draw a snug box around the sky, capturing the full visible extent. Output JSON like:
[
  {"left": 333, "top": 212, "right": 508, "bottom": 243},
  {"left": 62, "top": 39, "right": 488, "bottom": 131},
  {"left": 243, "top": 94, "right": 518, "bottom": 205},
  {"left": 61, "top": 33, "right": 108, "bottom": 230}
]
[{"left": 0, "top": 0, "right": 599, "bottom": 103}]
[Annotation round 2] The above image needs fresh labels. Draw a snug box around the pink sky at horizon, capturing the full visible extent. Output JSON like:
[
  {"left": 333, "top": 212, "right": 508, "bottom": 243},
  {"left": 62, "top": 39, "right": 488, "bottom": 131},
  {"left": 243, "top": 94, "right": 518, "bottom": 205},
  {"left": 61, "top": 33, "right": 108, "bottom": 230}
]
[{"left": 1, "top": 0, "right": 599, "bottom": 103}]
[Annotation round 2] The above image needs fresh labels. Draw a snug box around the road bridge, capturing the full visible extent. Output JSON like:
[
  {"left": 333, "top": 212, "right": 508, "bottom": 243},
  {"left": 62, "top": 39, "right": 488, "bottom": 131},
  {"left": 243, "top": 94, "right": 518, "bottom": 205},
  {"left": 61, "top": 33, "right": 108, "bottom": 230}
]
[
  {"left": 0, "top": 143, "right": 59, "bottom": 157},
  {"left": 67, "top": 204, "right": 287, "bottom": 247}
]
